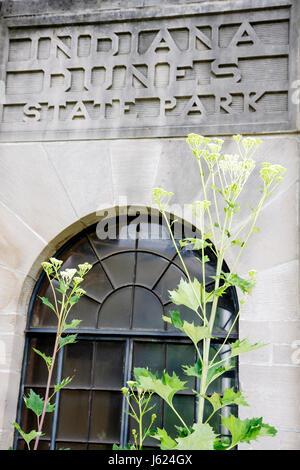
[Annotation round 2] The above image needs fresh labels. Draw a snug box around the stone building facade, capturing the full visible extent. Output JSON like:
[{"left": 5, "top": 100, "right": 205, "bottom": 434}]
[{"left": 0, "top": 0, "right": 299, "bottom": 450}]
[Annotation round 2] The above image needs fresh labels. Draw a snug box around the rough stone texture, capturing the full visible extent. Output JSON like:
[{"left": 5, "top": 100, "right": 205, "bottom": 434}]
[
  {"left": 0, "top": 0, "right": 299, "bottom": 452},
  {"left": 0, "top": 0, "right": 298, "bottom": 140}
]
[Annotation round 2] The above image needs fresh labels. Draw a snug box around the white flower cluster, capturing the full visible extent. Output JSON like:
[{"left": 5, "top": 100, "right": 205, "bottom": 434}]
[
  {"left": 41, "top": 257, "right": 93, "bottom": 293},
  {"left": 260, "top": 162, "right": 286, "bottom": 187},
  {"left": 152, "top": 187, "right": 174, "bottom": 211},
  {"left": 219, "top": 153, "right": 256, "bottom": 193}
]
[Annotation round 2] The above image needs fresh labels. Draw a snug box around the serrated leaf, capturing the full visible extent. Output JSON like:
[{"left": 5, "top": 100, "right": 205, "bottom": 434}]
[
  {"left": 179, "top": 238, "right": 212, "bottom": 251},
  {"left": 221, "top": 415, "right": 277, "bottom": 447},
  {"left": 230, "top": 338, "right": 266, "bottom": 358},
  {"left": 136, "top": 369, "right": 186, "bottom": 407},
  {"left": 214, "top": 437, "right": 231, "bottom": 450},
  {"left": 162, "top": 311, "right": 212, "bottom": 346},
  {"left": 152, "top": 428, "right": 177, "bottom": 450},
  {"left": 54, "top": 376, "right": 73, "bottom": 393},
  {"left": 112, "top": 444, "right": 131, "bottom": 450},
  {"left": 175, "top": 423, "right": 217, "bottom": 450},
  {"left": 39, "top": 296, "right": 56, "bottom": 313},
  {"left": 169, "top": 278, "right": 213, "bottom": 312},
  {"left": 162, "top": 310, "right": 183, "bottom": 329},
  {"left": 220, "top": 272, "right": 256, "bottom": 294},
  {"left": 202, "top": 388, "right": 249, "bottom": 414},
  {"left": 62, "top": 319, "right": 82, "bottom": 331},
  {"left": 59, "top": 334, "right": 77, "bottom": 349},
  {"left": 183, "top": 360, "right": 233, "bottom": 388},
  {"left": 23, "top": 389, "right": 55, "bottom": 417},
  {"left": 206, "top": 362, "right": 234, "bottom": 387},
  {"left": 12, "top": 422, "right": 43, "bottom": 450},
  {"left": 32, "top": 348, "right": 52, "bottom": 371}
]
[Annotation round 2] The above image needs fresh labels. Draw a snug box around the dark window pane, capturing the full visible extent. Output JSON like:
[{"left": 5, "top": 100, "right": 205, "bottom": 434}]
[
  {"left": 59, "top": 236, "right": 98, "bottom": 270},
  {"left": 138, "top": 227, "right": 177, "bottom": 259},
  {"left": 98, "top": 287, "right": 132, "bottom": 329},
  {"left": 133, "top": 342, "right": 165, "bottom": 375},
  {"left": 93, "top": 341, "right": 125, "bottom": 389},
  {"left": 25, "top": 337, "right": 57, "bottom": 387},
  {"left": 89, "top": 391, "right": 122, "bottom": 442},
  {"left": 17, "top": 439, "right": 50, "bottom": 450},
  {"left": 154, "top": 263, "right": 186, "bottom": 303},
  {"left": 102, "top": 253, "right": 136, "bottom": 287},
  {"left": 135, "top": 253, "right": 170, "bottom": 288},
  {"left": 81, "top": 263, "right": 112, "bottom": 303},
  {"left": 164, "top": 303, "right": 200, "bottom": 330},
  {"left": 166, "top": 343, "right": 196, "bottom": 390},
  {"left": 30, "top": 279, "right": 59, "bottom": 328},
  {"left": 62, "top": 342, "right": 93, "bottom": 388},
  {"left": 89, "top": 224, "right": 136, "bottom": 259},
  {"left": 88, "top": 443, "right": 114, "bottom": 449},
  {"left": 132, "top": 287, "right": 164, "bottom": 330},
  {"left": 56, "top": 442, "right": 86, "bottom": 450},
  {"left": 164, "top": 394, "right": 195, "bottom": 438},
  {"left": 65, "top": 295, "right": 100, "bottom": 329},
  {"left": 56, "top": 390, "right": 89, "bottom": 441}
]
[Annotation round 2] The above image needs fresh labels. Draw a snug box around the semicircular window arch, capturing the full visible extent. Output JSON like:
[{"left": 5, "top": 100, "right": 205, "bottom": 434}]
[{"left": 16, "top": 213, "right": 239, "bottom": 450}]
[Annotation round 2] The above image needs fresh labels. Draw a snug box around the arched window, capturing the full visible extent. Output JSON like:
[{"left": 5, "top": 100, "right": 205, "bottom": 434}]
[{"left": 15, "top": 213, "right": 238, "bottom": 450}]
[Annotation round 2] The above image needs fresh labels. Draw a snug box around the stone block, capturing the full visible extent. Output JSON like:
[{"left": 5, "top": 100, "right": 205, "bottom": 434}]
[
  {"left": 240, "top": 260, "right": 299, "bottom": 322},
  {"left": 239, "top": 364, "right": 300, "bottom": 428},
  {"left": 110, "top": 139, "right": 162, "bottom": 205},
  {"left": 44, "top": 141, "right": 114, "bottom": 220},
  {"left": 0, "top": 143, "right": 78, "bottom": 242}
]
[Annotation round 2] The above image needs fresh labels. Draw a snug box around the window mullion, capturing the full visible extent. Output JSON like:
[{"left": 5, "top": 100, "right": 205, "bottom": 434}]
[
  {"left": 50, "top": 346, "right": 64, "bottom": 450},
  {"left": 120, "top": 338, "right": 134, "bottom": 448}
]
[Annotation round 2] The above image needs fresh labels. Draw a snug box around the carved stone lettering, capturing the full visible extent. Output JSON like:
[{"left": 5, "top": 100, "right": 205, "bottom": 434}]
[{"left": 0, "top": 5, "right": 293, "bottom": 139}]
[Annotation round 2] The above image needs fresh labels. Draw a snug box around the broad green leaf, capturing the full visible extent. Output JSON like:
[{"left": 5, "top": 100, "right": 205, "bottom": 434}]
[
  {"left": 169, "top": 278, "right": 213, "bottom": 312},
  {"left": 179, "top": 238, "right": 212, "bottom": 251},
  {"left": 175, "top": 423, "right": 217, "bottom": 450},
  {"left": 32, "top": 348, "right": 52, "bottom": 371},
  {"left": 54, "top": 376, "right": 73, "bottom": 393},
  {"left": 152, "top": 428, "right": 177, "bottom": 450},
  {"left": 23, "top": 389, "right": 55, "bottom": 417},
  {"left": 221, "top": 415, "right": 277, "bottom": 447},
  {"left": 220, "top": 272, "right": 256, "bottom": 294},
  {"left": 183, "top": 359, "right": 202, "bottom": 379},
  {"left": 162, "top": 311, "right": 212, "bottom": 346},
  {"left": 134, "top": 367, "right": 158, "bottom": 385},
  {"left": 57, "top": 279, "right": 67, "bottom": 295},
  {"left": 39, "top": 296, "right": 56, "bottom": 313},
  {"left": 12, "top": 422, "right": 43, "bottom": 450},
  {"left": 169, "top": 278, "right": 201, "bottom": 311},
  {"left": 206, "top": 362, "right": 234, "bottom": 387},
  {"left": 183, "top": 360, "right": 233, "bottom": 388},
  {"left": 59, "top": 334, "right": 77, "bottom": 349},
  {"left": 162, "top": 310, "right": 183, "bottom": 329},
  {"left": 137, "top": 369, "right": 186, "bottom": 407},
  {"left": 202, "top": 388, "right": 249, "bottom": 414},
  {"left": 214, "top": 437, "right": 231, "bottom": 450},
  {"left": 230, "top": 338, "right": 266, "bottom": 358},
  {"left": 62, "top": 319, "right": 82, "bottom": 331},
  {"left": 112, "top": 443, "right": 132, "bottom": 450},
  {"left": 69, "top": 295, "right": 79, "bottom": 306}
]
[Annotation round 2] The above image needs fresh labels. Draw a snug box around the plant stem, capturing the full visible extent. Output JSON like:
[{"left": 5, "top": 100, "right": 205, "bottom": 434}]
[{"left": 33, "top": 333, "right": 60, "bottom": 450}]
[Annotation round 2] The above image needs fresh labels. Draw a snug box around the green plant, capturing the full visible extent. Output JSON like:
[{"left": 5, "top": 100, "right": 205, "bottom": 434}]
[
  {"left": 113, "top": 379, "right": 157, "bottom": 450},
  {"left": 120, "top": 134, "right": 285, "bottom": 450},
  {"left": 12, "top": 258, "right": 92, "bottom": 450}
]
